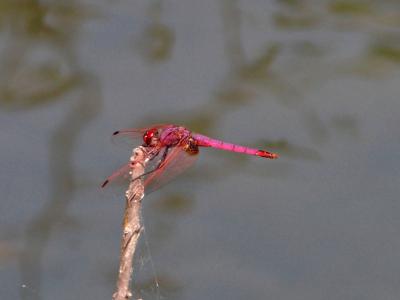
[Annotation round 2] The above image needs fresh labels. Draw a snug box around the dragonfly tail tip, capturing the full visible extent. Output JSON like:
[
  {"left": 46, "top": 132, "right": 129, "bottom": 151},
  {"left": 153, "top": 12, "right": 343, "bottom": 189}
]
[
  {"left": 112, "top": 131, "right": 120, "bottom": 136},
  {"left": 271, "top": 153, "right": 279, "bottom": 159},
  {"left": 256, "top": 150, "right": 279, "bottom": 159}
]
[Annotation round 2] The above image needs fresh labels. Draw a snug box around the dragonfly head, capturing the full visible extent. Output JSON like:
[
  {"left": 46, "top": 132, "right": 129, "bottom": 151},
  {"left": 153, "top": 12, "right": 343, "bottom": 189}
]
[{"left": 143, "top": 128, "right": 159, "bottom": 146}]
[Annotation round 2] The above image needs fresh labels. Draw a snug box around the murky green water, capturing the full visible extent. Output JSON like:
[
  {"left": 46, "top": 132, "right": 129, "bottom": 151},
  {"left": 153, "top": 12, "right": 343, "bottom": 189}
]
[{"left": 1, "top": 1, "right": 400, "bottom": 299}]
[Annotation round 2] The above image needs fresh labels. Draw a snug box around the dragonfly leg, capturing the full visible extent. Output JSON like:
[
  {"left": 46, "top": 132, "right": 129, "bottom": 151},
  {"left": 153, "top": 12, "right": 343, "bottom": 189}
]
[
  {"left": 145, "top": 146, "right": 161, "bottom": 161},
  {"left": 158, "top": 146, "right": 170, "bottom": 168},
  {"left": 131, "top": 146, "right": 171, "bottom": 181}
]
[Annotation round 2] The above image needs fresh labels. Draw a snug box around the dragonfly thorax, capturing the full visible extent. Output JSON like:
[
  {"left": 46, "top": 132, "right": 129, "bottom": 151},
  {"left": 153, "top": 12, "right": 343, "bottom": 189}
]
[{"left": 159, "top": 126, "right": 191, "bottom": 146}]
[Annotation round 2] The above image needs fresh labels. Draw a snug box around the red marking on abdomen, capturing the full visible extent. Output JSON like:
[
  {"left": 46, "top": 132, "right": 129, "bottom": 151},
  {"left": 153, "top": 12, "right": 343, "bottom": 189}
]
[{"left": 256, "top": 150, "right": 279, "bottom": 159}]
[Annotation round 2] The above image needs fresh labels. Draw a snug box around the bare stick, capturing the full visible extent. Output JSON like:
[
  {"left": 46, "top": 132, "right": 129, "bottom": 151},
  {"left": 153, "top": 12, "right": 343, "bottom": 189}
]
[{"left": 113, "top": 146, "right": 149, "bottom": 300}]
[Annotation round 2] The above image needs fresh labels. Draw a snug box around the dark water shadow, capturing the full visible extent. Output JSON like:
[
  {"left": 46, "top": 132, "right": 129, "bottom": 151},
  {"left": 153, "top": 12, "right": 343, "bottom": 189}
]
[{"left": 0, "top": 2, "right": 101, "bottom": 300}]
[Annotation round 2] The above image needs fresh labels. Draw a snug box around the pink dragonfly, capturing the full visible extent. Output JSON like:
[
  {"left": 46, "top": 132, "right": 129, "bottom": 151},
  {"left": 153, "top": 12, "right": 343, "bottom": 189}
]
[{"left": 102, "top": 124, "right": 278, "bottom": 192}]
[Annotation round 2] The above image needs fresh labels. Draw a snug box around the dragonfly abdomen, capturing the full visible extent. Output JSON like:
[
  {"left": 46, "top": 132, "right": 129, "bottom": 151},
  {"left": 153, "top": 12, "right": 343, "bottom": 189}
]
[
  {"left": 193, "top": 134, "right": 258, "bottom": 155},
  {"left": 193, "top": 133, "right": 278, "bottom": 159}
]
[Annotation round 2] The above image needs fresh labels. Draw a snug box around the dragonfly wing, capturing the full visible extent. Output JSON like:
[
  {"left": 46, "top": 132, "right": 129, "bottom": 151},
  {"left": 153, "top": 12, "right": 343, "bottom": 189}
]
[
  {"left": 101, "top": 162, "right": 131, "bottom": 188},
  {"left": 143, "top": 144, "right": 199, "bottom": 194},
  {"left": 111, "top": 124, "right": 173, "bottom": 148},
  {"left": 101, "top": 147, "right": 165, "bottom": 188}
]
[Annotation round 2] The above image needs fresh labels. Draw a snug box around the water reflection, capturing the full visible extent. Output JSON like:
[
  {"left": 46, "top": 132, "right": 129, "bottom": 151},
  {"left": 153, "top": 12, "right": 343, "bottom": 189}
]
[
  {"left": 0, "top": 1, "right": 95, "bottom": 110},
  {"left": 19, "top": 76, "right": 100, "bottom": 300},
  {"left": 351, "top": 36, "right": 400, "bottom": 76},
  {"left": 0, "top": 1, "right": 101, "bottom": 300},
  {"left": 153, "top": 193, "right": 195, "bottom": 214},
  {"left": 136, "top": 0, "right": 175, "bottom": 63}
]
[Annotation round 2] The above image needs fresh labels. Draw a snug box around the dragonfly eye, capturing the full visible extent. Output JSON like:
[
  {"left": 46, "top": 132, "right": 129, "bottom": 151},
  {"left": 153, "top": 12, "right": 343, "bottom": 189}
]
[{"left": 143, "top": 128, "right": 158, "bottom": 145}]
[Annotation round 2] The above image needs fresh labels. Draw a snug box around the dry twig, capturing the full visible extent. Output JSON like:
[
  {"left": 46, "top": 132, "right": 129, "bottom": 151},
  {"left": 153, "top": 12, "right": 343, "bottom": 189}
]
[{"left": 112, "top": 146, "right": 149, "bottom": 300}]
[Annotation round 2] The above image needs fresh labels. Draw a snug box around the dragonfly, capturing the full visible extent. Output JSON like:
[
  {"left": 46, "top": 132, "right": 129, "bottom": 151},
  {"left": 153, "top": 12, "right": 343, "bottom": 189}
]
[{"left": 102, "top": 124, "right": 278, "bottom": 192}]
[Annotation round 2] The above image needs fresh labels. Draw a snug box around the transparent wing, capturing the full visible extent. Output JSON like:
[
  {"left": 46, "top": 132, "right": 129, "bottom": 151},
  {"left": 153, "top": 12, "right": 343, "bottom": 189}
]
[
  {"left": 101, "top": 162, "right": 131, "bottom": 188},
  {"left": 143, "top": 144, "right": 199, "bottom": 194},
  {"left": 101, "top": 144, "right": 169, "bottom": 188},
  {"left": 101, "top": 147, "right": 197, "bottom": 191}
]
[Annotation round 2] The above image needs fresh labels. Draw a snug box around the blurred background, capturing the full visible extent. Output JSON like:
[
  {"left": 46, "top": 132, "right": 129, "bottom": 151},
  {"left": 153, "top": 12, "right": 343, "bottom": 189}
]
[{"left": 0, "top": 0, "right": 399, "bottom": 299}]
